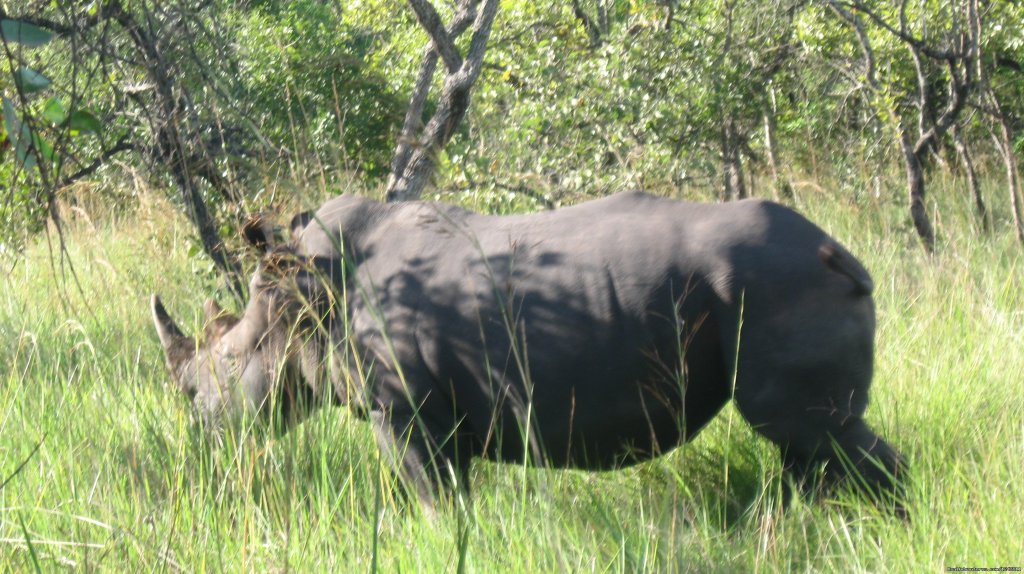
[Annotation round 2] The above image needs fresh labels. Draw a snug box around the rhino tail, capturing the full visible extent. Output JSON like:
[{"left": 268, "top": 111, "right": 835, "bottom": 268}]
[{"left": 818, "top": 242, "right": 874, "bottom": 296}]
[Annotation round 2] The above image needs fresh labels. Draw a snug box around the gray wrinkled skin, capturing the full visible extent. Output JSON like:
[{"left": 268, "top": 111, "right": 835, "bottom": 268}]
[{"left": 153, "top": 191, "right": 905, "bottom": 511}]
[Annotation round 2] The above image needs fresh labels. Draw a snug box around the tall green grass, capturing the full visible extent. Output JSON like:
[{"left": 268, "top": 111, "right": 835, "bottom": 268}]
[{"left": 1, "top": 180, "right": 1021, "bottom": 572}]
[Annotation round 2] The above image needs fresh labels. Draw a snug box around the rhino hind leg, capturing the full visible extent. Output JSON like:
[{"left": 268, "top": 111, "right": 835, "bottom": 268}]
[{"left": 371, "top": 409, "right": 472, "bottom": 508}]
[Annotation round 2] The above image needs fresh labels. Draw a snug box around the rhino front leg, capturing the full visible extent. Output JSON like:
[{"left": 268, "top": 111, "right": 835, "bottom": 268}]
[
  {"left": 754, "top": 411, "right": 907, "bottom": 516},
  {"left": 821, "top": 418, "right": 907, "bottom": 510},
  {"left": 778, "top": 421, "right": 901, "bottom": 495},
  {"left": 371, "top": 409, "right": 471, "bottom": 508}
]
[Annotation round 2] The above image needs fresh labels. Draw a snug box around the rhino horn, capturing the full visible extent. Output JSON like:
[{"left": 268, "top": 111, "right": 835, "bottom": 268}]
[{"left": 151, "top": 294, "right": 194, "bottom": 368}]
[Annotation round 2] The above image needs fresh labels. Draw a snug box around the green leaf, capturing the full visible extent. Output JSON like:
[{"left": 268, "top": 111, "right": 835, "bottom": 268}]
[
  {"left": 3, "top": 96, "right": 24, "bottom": 152},
  {"left": 0, "top": 19, "right": 54, "bottom": 47},
  {"left": 3, "top": 96, "right": 38, "bottom": 171},
  {"left": 68, "top": 110, "right": 102, "bottom": 134},
  {"left": 32, "top": 132, "right": 54, "bottom": 163},
  {"left": 42, "top": 98, "right": 66, "bottom": 125},
  {"left": 13, "top": 66, "right": 51, "bottom": 93},
  {"left": 2, "top": 97, "right": 17, "bottom": 139},
  {"left": 14, "top": 135, "right": 37, "bottom": 171}
]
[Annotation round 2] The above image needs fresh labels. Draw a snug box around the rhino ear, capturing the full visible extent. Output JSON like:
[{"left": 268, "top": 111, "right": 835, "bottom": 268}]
[
  {"left": 242, "top": 214, "right": 277, "bottom": 254},
  {"left": 203, "top": 298, "right": 225, "bottom": 322},
  {"left": 289, "top": 210, "right": 313, "bottom": 238},
  {"left": 202, "top": 297, "right": 240, "bottom": 339},
  {"left": 152, "top": 294, "right": 194, "bottom": 371}
]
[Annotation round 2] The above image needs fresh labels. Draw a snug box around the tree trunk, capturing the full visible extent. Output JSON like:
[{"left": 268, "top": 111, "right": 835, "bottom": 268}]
[
  {"left": 952, "top": 124, "right": 987, "bottom": 232},
  {"left": 385, "top": 0, "right": 499, "bottom": 202},
  {"left": 387, "top": 68, "right": 475, "bottom": 202},
  {"left": 762, "top": 90, "right": 793, "bottom": 202},
  {"left": 721, "top": 119, "right": 746, "bottom": 201},
  {"left": 899, "top": 128, "right": 935, "bottom": 251},
  {"left": 993, "top": 108, "right": 1024, "bottom": 244},
  {"left": 387, "top": 1, "right": 477, "bottom": 193},
  {"left": 111, "top": 1, "right": 245, "bottom": 299}
]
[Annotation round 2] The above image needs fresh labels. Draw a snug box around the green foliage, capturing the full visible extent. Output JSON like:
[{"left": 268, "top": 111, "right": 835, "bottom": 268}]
[
  {"left": 0, "top": 15, "right": 112, "bottom": 255},
  {"left": 229, "top": 0, "right": 405, "bottom": 177},
  {"left": 1, "top": 17, "right": 56, "bottom": 177},
  {"left": 444, "top": 0, "right": 805, "bottom": 199},
  {"left": 4, "top": 0, "right": 1024, "bottom": 252},
  {"left": 12, "top": 66, "right": 50, "bottom": 93},
  {"left": 0, "top": 19, "right": 52, "bottom": 47}
]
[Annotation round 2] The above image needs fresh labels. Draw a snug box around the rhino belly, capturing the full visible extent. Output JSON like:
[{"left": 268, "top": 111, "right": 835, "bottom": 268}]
[{"left": 471, "top": 310, "right": 730, "bottom": 470}]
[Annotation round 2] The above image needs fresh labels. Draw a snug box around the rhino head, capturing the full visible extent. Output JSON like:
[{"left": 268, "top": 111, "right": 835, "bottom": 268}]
[{"left": 151, "top": 282, "right": 315, "bottom": 429}]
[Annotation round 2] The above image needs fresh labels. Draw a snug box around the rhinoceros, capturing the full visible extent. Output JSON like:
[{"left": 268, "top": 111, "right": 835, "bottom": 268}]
[{"left": 152, "top": 191, "right": 905, "bottom": 510}]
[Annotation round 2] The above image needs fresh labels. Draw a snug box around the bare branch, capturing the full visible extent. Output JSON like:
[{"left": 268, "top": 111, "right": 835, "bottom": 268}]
[
  {"left": 458, "top": 0, "right": 499, "bottom": 86},
  {"left": 824, "top": 0, "right": 878, "bottom": 89},
  {"left": 913, "top": 58, "right": 969, "bottom": 157},
  {"left": 388, "top": 0, "right": 477, "bottom": 190},
  {"left": 836, "top": 0, "right": 962, "bottom": 60},
  {"left": 386, "top": 0, "right": 500, "bottom": 201},
  {"left": 909, "top": 44, "right": 928, "bottom": 136},
  {"left": 407, "top": 0, "right": 463, "bottom": 74},
  {"left": 58, "top": 135, "right": 134, "bottom": 189}
]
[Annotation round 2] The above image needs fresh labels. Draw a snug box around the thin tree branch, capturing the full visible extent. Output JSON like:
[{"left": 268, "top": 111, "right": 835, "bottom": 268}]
[
  {"left": 570, "top": 0, "right": 602, "bottom": 47},
  {"left": 837, "top": 0, "right": 962, "bottom": 59},
  {"left": 824, "top": 0, "right": 878, "bottom": 89},
  {"left": 388, "top": 0, "right": 477, "bottom": 189},
  {"left": 57, "top": 135, "right": 134, "bottom": 188},
  {"left": 407, "top": 0, "right": 464, "bottom": 74},
  {"left": 456, "top": 0, "right": 499, "bottom": 87}
]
